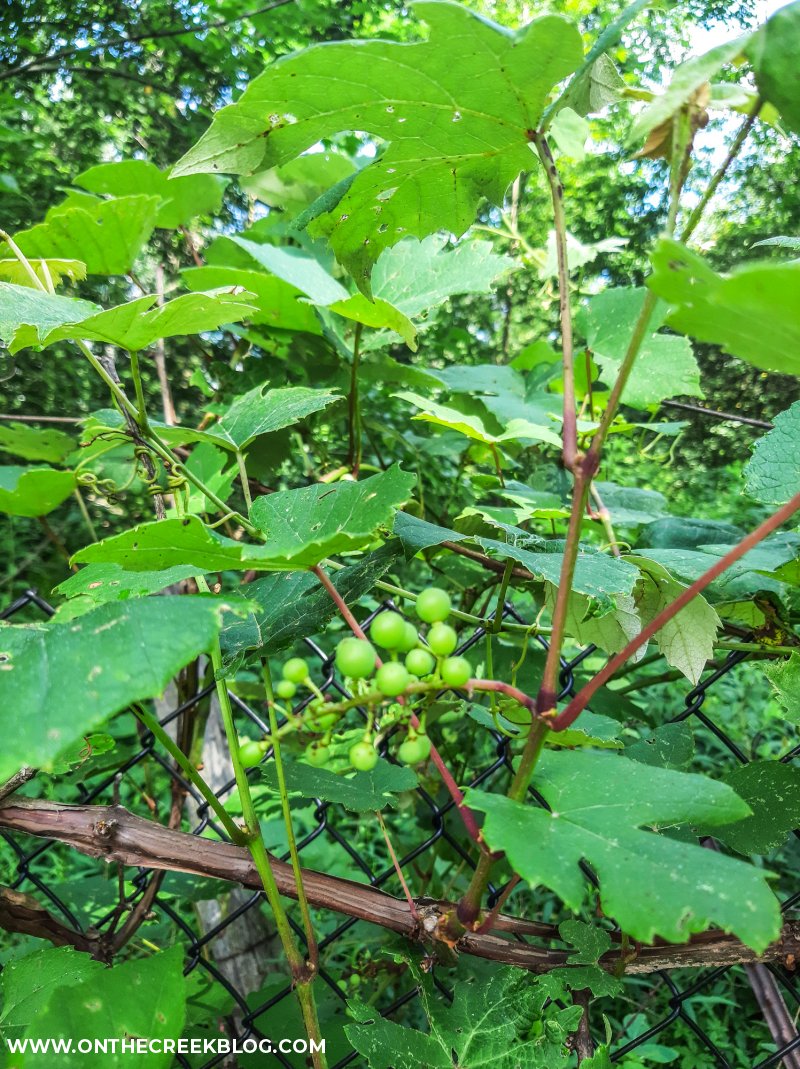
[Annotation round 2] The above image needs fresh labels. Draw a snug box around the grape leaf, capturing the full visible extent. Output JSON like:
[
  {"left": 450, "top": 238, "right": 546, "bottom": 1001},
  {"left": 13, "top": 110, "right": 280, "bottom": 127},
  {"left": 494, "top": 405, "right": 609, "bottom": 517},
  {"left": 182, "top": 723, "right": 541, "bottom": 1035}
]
[
  {"left": 0, "top": 258, "right": 86, "bottom": 287},
  {"left": 580, "top": 286, "right": 702, "bottom": 407},
  {"left": 468, "top": 749, "right": 779, "bottom": 951},
  {"left": 173, "top": 3, "right": 583, "bottom": 289},
  {"left": 627, "top": 555, "right": 720, "bottom": 684},
  {"left": 0, "top": 283, "right": 99, "bottom": 347},
  {"left": 648, "top": 239, "right": 800, "bottom": 375},
  {"left": 712, "top": 762, "right": 800, "bottom": 855},
  {"left": 74, "top": 467, "right": 414, "bottom": 572},
  {"left": 221, "top": 544, "right": 401, "bottom": 659},
  {"left": 249, "top": 464, "right": 416, "bottom": 567},
  {"left": 749, "top": 1, "right": 800, "bottom": 135},
  {"left": 0, "top": 947, "right": 104, "bottom": 1044},
  {"left": 9, "top": 289, "right": 257, "bottom": 354},
  {"left": 54, "top": 562, "right": 200, "bottom": 614},
  {"left": 396, "top": 391, "right": 562, "bottom": 448},
  {"left": 205, "top": 383, "right": 342, "bottom": 451},
  {"left": 259, "top": 757, "right": 417, "bottom": 812},
  {"left": 347, "top": 965, "right": 582, "bottom": 1069},
  {"left": 15, "top": 945, "right": 186, "bottom": 1069},
  {"left": 1, "top": 194, "right": 161, "bottom": 275},
  {"left": 625, "top": 723, "right": 695, "bottom": 770},
  {"left": 241, "top": 150, "right": 357, "bottom": 215},
  {"left": 0, "top": 596, "right": 229, "bottom": 780},
  {"left": 560, "top": 919, "right": 613, "bottom": 964},
  {"left": 762, "top": 652, "right": 800, "bottom": 724},
  {"left": 744, "top": 400, "right": 800, "bottom": 505},
  {"left": 0, "top": 422, "right": 75, "bottom": 463},
  {"left": 183, "top": 263, "right": 323, "bottom": 334},
  {"left": 76, "top": 160, "right": 227, "bottom": 228},
  {"left": 0, "top": 465, "right": 76, "bottom": 517}
]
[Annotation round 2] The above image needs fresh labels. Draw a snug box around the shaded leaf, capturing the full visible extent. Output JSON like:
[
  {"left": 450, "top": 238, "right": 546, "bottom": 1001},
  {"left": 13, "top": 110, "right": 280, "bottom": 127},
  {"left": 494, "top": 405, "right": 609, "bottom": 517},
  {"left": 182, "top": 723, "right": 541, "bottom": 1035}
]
[
  {"left": 468, "top": 749, "right": 779, "bottom": 951},
  {"left": 259, "top": 756, "right": 417, "bottom": 812},
  {"left": 76, "top": 159, "right": 227, "bottom": 228},
  {"left": 0, "top": 465, "right": 76, "bottom": 517},
  {"left": 744, "top": 401, "right": 800, "bottom": 505}
]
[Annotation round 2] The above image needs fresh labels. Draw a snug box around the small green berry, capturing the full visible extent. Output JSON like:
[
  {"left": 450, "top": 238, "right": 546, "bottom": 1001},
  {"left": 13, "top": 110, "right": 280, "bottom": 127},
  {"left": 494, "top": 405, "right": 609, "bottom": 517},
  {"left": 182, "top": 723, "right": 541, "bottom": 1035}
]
[
  {"left": 440, "top": 655, "right": 471, "bottom": 688},
  {"left": 397, "top": 621, "right": 420, "bottom": 653},
  {"left": 375, "top": 662, "right": 411, "bottom": 697},
  {"left": 370, "top": 612, "right": 407, "bottom": 649},
  {"left": 397, "top": 733, "right": 432, "bottom": 765},
  {"left": 416, "top": 587, "right": 451, "bottom": 623},
  {"left": 427, "top": 622, "right": 458, "bottom": 657},
  {"left": 239, "top": 740, "right": 264, "bottom": 768},
  {"left": 305, "top": 742, "right": 332, "bottom": 767},
  {"left": 276, "top": 679, "right": 297, "bottom": 700},
  {"left": 335, "top": 637, "right": 378, "bottom": 679},
  {"left": 405, "top": 648, "right": 435, "bottom": 677},
  {"left": 349, "top": 739, "right": 379, "bottom": 772},
  {"left": 282, "top": 657, "right": 309, "bottom": 684}
]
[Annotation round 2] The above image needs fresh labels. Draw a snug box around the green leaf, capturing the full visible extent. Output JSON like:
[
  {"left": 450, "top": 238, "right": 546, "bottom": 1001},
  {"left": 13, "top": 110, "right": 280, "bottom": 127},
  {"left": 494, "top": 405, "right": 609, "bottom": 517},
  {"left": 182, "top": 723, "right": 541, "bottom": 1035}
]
[
  {"left": 75, "top": 468, "right": 414, "bottom": 573},
  {"left": 14, "top": 946, "right": 186, "bottom": 1069},
  {"left": 559, "top": 919, "right": 613, "bottom": 964},
  {"left": 631, "top": 34, "right": 750, "bottom": 141},
  {"left": 221, "top": 544, "right": 401, "bottom": 660},
  {"left": 468, "top": 749, "right": 779, "bottom": 951},
  {"left": 260, "top": 756, "right": 417, "bottom": 811},
  {"left": 0, "top": 421, "right": 75, "bottom": 463},
  {"left": 249, "top": 465, "right": 416, "bottom": 568},
  {"left": 53, "top": 562, "right": 200, "bottom": 612},
  {"left": 625, "top": 723, "right": 695, "bottom": 770},
  {"left": 580, "top": 286, "right": 702, "bottom": 407},
  {"left": 2, "top": 194, "right": 161, "bottom": 275},
  {"left": 744, "top": 401, "right": 800, "bottom": 505},
  {"left": 713, "top": 762, "right": 800, "bottom": 855},
  {"left": 182, "top": 265, "right": 323, "bottom": 334},
  {"left": 241, "top": 150, "right": 357, "bottom": 215},
  {"left": 206, "top": 383, "right": 342, "bottom": 451},
  {"left": 76, "top": 159, "right": 227, "bottom": 228},
  {"left": 173, "top": 4, "right": 583, "bottom": 288},
  {"left": 0, "top": 257, "right": 86, "bottom": 287},
  {"left": 0, "top": 946, "right": 104, "bottom": 1043},
  {"left": 648, "top": 239, "right": 800, "bottom": 375},
  {"left": 749, "top": 1, "right": 800, "bottom": 134},
  {"left": 0, "top": 282, "right": 99, "bottom": 347},
  {"left": 0, "top": 465, "right": 76, "bottom": 517},
  {"left": 370, "top": 235, "right": 516, "bottom": 319},
  {"left": 592, "top": 481, "right": 667, "bottom": 526},
  {"left": 396, "top": 391, "right": 562, "bottom": 448},
  {"left": 10, "top": 289, "right": 257, "bottom": 354},
  {"left": 560, "top": 591, "right": 643, "bottom": 657},
  {"left": 627, "top": 555, "right": 720, "bottom": 684},
  {"left": 0, "top": 596, "right": 227, "bottom": 780},
  {"left": 763, "top": 652, "right": 800, "bottom": 724},
  {"left": 228, "top": 236, "right": 349, "bottom": 304},
  {"left": 550, "top": 107, "right": 590, "bottom": 159},
  {"left": 329, "top": 292, "right": 417, "bottom": 349},
  {"left": 347, "top": 965, "right": 582, "bottom": 1069}
]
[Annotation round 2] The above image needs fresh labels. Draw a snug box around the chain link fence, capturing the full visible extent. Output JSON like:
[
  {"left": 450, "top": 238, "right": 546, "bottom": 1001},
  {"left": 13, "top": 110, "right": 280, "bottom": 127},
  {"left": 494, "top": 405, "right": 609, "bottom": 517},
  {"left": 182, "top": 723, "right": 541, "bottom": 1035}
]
[{"left": 1, "top": 587, "right": 798, "bottom": 1068}]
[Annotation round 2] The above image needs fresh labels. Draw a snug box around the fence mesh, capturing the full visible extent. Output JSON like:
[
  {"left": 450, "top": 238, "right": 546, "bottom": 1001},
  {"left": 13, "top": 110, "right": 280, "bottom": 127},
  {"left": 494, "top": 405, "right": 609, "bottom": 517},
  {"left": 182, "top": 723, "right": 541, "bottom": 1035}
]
[{"left": 1, "top": 587, "right": 797, "bottom": 1068}]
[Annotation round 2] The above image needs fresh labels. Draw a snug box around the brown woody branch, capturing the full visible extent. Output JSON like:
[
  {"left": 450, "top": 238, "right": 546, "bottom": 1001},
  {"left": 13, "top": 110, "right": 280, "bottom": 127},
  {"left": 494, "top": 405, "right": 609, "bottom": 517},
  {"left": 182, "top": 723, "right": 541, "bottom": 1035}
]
[{"left": 2, "top": 798, "right": 798, "bottom": 976}]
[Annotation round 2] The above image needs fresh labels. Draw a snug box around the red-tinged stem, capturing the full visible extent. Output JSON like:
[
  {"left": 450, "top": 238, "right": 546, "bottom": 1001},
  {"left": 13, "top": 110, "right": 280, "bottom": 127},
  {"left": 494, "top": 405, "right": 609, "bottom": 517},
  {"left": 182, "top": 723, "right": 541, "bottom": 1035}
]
[
  {"left": 468, "top": 678, "right": 536, "bottom": 714},
  {"left": 311, "top": 565, "right": 486, "bottom": 848},
  {"left": 552, "top": 491, "right": 800, "bottom": 731}
]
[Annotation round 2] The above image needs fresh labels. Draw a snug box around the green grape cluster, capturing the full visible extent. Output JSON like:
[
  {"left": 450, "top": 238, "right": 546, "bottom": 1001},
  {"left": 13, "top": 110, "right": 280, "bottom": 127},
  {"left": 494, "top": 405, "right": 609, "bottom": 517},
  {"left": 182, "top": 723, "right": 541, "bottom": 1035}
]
[{"left": 241, "top": 587, "right": 472, "bottom": 776}]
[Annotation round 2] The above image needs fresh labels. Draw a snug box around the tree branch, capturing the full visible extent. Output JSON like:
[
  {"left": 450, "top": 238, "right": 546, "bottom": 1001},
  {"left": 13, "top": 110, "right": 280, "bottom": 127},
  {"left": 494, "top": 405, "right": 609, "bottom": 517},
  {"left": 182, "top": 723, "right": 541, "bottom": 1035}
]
[{"left": 2, "top": 798, "right": 798, "bottom": 976}]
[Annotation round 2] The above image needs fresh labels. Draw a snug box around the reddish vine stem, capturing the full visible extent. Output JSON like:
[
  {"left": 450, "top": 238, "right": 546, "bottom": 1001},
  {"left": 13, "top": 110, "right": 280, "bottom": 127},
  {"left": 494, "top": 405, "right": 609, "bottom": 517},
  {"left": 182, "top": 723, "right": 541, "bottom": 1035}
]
[
  {"left": 311, "top": 565, "right": 486, "bottom": 848},
  {"left": 553, "top": 490, "right": 800, "bottom": 729}
]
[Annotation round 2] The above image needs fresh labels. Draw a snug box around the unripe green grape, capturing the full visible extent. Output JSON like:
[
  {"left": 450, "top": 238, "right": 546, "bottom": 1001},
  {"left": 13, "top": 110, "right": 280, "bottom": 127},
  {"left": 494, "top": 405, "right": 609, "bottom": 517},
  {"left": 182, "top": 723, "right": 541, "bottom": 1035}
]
[
  {"left": 238, "top": 740, "right": 264, "bottom": 768},
  {"left": 335, "top": 637, "right": 377, "bottom": 679},
  {"left": 305, "top": 742, "right": 331, "bottom": 767},
  {"left": 397, "top": 732, "right": 432, "bottom": 765},
  {"left": 276, "top": 679, "right": 297, "bottom": 700},
  {"left": 396, "top": 621, "right": 420, "bottom": 653},
  {"left": 416, "top": 586, "right": 451, "bottom": 623},
  {"left": 349, "top": 739, "right": 379, "bottom": 772},
  {"left": 282, "top": 657, "right": 309, "bottom": 684},
  {"left": 427, "top": 622, "right": 458, "bottom": 657},
  {"left": 369, "top": 612, "right": 407, "bottom": 649},
  {"left": 440, "top": 655, "right": 471, "bottom": 688},
  {"left": 306, "top": 706, "right": 338, "bottom": 732},
  {"left": 375, "top": 662, "right": 411, "bottom": 697},
  {"left": 405, "top": 648, "right": 435, "bottom": 677}
]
